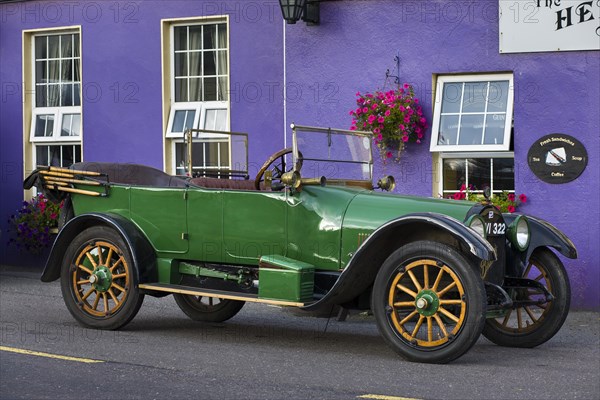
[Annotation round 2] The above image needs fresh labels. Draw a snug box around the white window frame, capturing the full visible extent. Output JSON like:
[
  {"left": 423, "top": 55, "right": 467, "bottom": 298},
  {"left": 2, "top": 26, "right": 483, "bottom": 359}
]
[
  {"left": 430, "top": 73, "right": 514, "bottom": 152},
  {"left": 164, "top": 18, "right": 230, "bottom": 174},
  {"left": 29, "top": 30, "right": 82, "bottom": 166}
]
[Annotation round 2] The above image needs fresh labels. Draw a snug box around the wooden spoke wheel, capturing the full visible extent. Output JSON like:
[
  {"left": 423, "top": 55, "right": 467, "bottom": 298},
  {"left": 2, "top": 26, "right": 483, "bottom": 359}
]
[
  {"left": 483, "top": 248, "right": 570, "bottom": 348},
  {"left": 174, "top": 294, "right": 244, "bottom": 322},
  {"left": 372, "top": 241, "right": 486, "bottom": 364},
  {"left": 60, "top": 226, "right": 144, "bottom": 329}
]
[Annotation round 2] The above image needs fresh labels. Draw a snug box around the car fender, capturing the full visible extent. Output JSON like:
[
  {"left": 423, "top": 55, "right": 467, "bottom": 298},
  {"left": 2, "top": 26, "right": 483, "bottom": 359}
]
[
  {"left": 503, "top": 214, "right": 577, "bottom": 261},
  {"left": 302, "top": 212, "right": 496, "bottom": 311},
  {"left": 41, "top": 213, "right": 157, "bottom": 284}
]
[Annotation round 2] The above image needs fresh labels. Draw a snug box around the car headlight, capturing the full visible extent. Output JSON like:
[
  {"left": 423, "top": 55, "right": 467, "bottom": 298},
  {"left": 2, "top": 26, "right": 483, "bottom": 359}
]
[
  {"left": 508, "top": 215, "right": 530, "bottom": 251},
  {"left": 466, "top": 215, "right": 487, "bottom": 239}
]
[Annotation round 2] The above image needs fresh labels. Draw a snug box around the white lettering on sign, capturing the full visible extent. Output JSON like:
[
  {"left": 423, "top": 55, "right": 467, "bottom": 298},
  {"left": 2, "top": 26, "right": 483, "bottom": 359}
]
[{"left": 499, "top": 0, "right": 600, "bottom": 53}]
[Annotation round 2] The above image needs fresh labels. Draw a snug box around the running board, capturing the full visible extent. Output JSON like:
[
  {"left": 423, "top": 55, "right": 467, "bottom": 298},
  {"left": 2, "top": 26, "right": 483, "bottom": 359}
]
[{"left": 138, "top": 283, "right": 306, "bottom": 307}]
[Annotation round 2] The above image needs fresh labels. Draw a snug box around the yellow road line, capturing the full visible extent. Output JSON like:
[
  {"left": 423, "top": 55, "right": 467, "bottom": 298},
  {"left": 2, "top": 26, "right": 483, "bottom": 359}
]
[
  {"left": 0, "top": 346, "right": 104, "bottom": 364},
  {"left": 359, "top": 395, "right": 421, "bottom": 400}
]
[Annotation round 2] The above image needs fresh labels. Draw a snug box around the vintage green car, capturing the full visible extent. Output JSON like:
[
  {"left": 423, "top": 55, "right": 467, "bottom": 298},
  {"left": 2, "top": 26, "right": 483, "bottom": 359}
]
[{"left": 26, "top": 124, "right": 577, "bottom": 364}]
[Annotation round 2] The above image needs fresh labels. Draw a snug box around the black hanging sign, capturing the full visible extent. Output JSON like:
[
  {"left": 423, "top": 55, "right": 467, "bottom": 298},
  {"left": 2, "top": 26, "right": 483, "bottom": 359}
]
[{"left": 527, "top": 134, "right": 588, "bottom": 184}]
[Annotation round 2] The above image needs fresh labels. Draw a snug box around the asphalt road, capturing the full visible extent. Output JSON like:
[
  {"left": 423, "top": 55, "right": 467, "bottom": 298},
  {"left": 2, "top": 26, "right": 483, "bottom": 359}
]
[{"left": 1, "top": 264, "right": 599, "bottom": 400}]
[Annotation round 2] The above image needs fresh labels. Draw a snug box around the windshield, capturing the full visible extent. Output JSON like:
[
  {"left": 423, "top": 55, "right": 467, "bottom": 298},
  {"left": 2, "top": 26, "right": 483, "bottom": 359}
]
[{"left": 291, "top": 124, "right": 373, "bottom": 181}]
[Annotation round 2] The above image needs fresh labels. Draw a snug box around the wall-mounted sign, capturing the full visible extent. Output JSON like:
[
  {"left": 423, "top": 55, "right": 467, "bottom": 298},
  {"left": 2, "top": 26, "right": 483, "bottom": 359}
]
[
  {"left": 499, "top": 0, "right": 600, "bottom": 53},
  {"left": 527, "top": 134, "right": 588, "bottom": 183}
]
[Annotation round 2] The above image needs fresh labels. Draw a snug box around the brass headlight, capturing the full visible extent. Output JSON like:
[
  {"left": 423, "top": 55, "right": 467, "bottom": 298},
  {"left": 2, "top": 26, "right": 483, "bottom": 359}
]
[
  {"left": 466, "top": 214, "right": 487, "bottom": 239},
  {"left": 508, "top": 215, "right": 530, "bottom": 251}
]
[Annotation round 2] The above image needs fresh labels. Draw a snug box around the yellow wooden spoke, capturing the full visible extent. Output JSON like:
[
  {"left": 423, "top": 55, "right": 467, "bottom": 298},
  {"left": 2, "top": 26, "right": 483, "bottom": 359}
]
[
  {"left": 516, "top": 307, "right": 523, "bottom": 330},
  {"left": 423, "top": 264, "right": 429, "bottom": 289},
  {"left": 81, "top": 287, "right": 94, "bottom": 301},
  {"left": 533, "top": 273, "right": 544, "bottom": 282},
  {"left": 105, "top": 248, "right": 114, "bottom": 267},
  {"left": 393, "top": 301, "right": 415, "bottom": 308},
  {"left": 427, "top": 317, "right": 433, "bottom": 342},
  {"left": 76, "top": 279, "right": 90, "bottom": 285},
  {"left": 111, "top": 282, "right": 126, "bottom": 293},
  {"left": 411, "top": 315, "right": 425, "bottom": 338},
  {"left": 524, "top": 306, "right": 539, "bottom": 323},
  {"left": 91, "top": 293, "right": 100, "bottom": 311},
  {"left": 396, "top": 284, "right": 418, "bottom": 299},
  {"left": 103, "top": 293, "right": 109, "bottom": 315},
  {"left": 439, "top": 299, "right": 463, "bottom": 305},
  {"left": 523, "top": 262, "right": 533, "bottom": 277},
  {"left": 112, "top": 273, "right": 127, "bottom": 279},
  {"left": 432, "top": 269, "right": 444, "bottom": 291},
  {"left": 433, "top": 314, "right": 448, "bottom": 337},
  {"left": 110, "top": 258, "right": 123, "bottom": 272},
  {"left": 399, "top": 310, "right": 419, "bottom": 326},
  {"left": 78, "top": 264, "right": 93, "bottom": 275},
  {"left": 501, "top": 309, "right": 513, "bottom": 327},
  {"left": 438, "top": 306, "right": 460, "bottom": 323},
  {"left": 437, "top": 281, "right": 457, "bottom": 297},
  {"left": 107, "top": 288, "right": 119, "bottom": 305},
  {"left": 85, "top": 251, "right": 97, "bottom": 268},
  {"left": 407, "top": 269, "right": 422, "bottom": 292},
  {"left": 97, "top": 245, "right": 103, "bottom": 265}
]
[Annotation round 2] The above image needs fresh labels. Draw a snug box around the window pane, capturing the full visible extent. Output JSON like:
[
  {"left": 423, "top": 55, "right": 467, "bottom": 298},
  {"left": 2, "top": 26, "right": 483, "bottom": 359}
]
[
  {"left": 36, "top": 61, "right": 46, "bottom": 83},
  {"left": 48, "top": 35, "right": 60, "bottom": 58},
  {"left": 438, "top": 115, "right": 459, "bottom": 145},
  {"left": 35, "top": 115, "right": 54, "bottom": 137},
  {"left": 204, "top": 109, "right": 216, "bottom": 130},
  {"left": 172, "top": 110, "right": 196, "bottom": 133},
  {"left": 189, "top": 26, "right": 202, "bottom": 50},
  {"left": 73, "top": 83, "right": 81, "bottom": 106},
  {"left": 218, "top": 24, "right": 227, "bottom": 48},
  {"left": 174, "top": 26, "right": 187, "bottom": 51},
  {"left": 36, "top": 85, "right": 47, "bottom": 107},
  {"left": 483, "top": 114, "right": 506, "bottom": 145},
  {"left": 215, "top": 109, "right": 227, "bottom": 131},
  {"left": 61, "top": 59, "right": 73, "bottom": 82},
  {"left": 218, "top": 77, "right": 228, "bottom": 101},
  {"left": 458, "top": 114, "right": 484, "bottom": 145},
  {"left": 188, "top": 52, "right": 201, "bottom": 76},
  {"left": 441, "top": 83, "right": 462, "bottom": 113},
  {"left": 48, "top": 60, "right": 60, "bottom": 82},
  {"left": 189, "top": 78, "right": 202, "bottom": 101},
  {"left": 174, "top": 53, "right": 187, "bottom": 77},
  {"left": 217, "top": 51, "right": 228, "bottom": 75},
  {"left": 493, "top": 158, "right": 515, "bottom": 191},
  {"left": 442, "top": 159, "right": 466, "bottom": 191},
  {"left": 219, "top": 142, "right": 228, "bottom": 167},
  {"left": 61, "top": 114, "right": 81, "bottom": 137},
  {"left": 462, "top": 82, "right": 487, "bottom": 113},
  {"left": 61, "top": 84, "right": 73, "bottom": 106},
  {"left": 487, "top": 81, "right": 509, "bottom": 112},
  {"left": 36, "top": 146, "right": 49, "bottom": 166},
  {"left": 204, "top": 25, "right": 216, "bottom": 49},
  {"left": 47, "top": 85, "right": 60, "bottom": 107},
  {"left": 204, "top": 51, "right": 216, "bottom": 75},
  {"left": 467, "top": 158, "right": 491, "bottom": 190},
  {"left": 60, "top": 34, "right": 73, "bottom": 58},
  {"left": 73, "top": 34, "right": 80, "bottom": 57},
  {"left": 204, "top": 77, "right": 217, "bottom": 101},
  {"left": 206, "top": 142, "right": 219, "bottom": 166},
  {"left": 175, "top": 78, "right": 188, "bottom": 102},
  {"left": 35, "top": 36, "right": 47, "bottom": 59}
]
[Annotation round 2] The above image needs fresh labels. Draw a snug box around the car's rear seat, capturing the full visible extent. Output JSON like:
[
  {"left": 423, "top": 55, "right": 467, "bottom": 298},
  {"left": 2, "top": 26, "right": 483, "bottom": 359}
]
[{"left": 188, "top": 177, "right": 258, "bottom": 191}]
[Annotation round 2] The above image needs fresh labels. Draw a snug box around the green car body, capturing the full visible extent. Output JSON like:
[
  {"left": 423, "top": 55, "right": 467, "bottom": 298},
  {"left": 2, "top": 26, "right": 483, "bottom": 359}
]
[{"left": 29, "top": 125, "right": 577, "bottom": 364}]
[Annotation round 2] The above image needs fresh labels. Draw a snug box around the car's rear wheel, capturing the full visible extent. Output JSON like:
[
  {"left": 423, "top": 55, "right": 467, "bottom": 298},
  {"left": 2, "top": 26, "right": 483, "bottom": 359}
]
[
  {"left": 372, "top": 241, "right": 486, "bottom": 364},
  {"left": 60, "top": 226, "right": 144, "bottom": 329},
  {"left": 174, "top": 294, "right": 244, "bottom": 322},
  {"left": 483, "top": 247, "right": 570, "bottom": 348}
]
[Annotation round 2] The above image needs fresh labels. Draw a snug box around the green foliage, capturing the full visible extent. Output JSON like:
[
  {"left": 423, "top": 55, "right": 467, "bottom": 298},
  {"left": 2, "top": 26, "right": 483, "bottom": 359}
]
[{"left": 449, "top": 185, "right": 527, "bottom": 213}]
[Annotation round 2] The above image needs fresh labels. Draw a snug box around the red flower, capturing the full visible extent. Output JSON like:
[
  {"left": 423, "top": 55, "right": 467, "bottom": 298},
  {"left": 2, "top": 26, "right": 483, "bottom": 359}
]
[
  {"left": 507, "top": 193, "right": 515, "bottom": 202},
  {"left": 519, "top": 194, "right": 527, "bottom": 203},
  {"left": 507, "top": 205, "right": 516, "bottom": 213}
]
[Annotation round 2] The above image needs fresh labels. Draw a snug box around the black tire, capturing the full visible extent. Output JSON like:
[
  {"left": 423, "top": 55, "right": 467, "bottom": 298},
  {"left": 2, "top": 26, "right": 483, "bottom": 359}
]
[
  {"left": 60, "top": 226, "right": 144, "bottom": 329},
  {"left": 372, "top": 241, "right": 486, "bottom": 364},
  {"left": 483, "top": 247, "right": 570, "bottom": 348},
  {"left": 174, "top": 294, "right": 244, "bottom": 322}
]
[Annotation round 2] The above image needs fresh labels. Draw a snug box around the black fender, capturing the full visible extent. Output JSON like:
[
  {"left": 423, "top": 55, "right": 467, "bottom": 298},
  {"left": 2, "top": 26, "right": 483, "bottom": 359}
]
[
  {"left": 41, "top": 213, "right": 157, "bottom": 284},
  {"left": 503, "top": 214, "right": 578, "bottom": 262},
  {"left": 302, "top": 213, "right": 496, "bottom": 311}
]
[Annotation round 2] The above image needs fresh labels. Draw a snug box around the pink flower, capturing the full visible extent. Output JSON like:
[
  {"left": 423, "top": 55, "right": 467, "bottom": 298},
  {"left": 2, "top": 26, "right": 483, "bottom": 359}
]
[
  {"left": 378, "top": 116, "right": 385, "bottom": 123},
  {"left": 415, "top": 127, "right": 421, "bottom": 134},
  {"left": 460, "top": 184, "right": 466, "bottom": 191},
  {"left": 357, "top": 98, "right": 364, "bottom": 105},
  {"left": 368, "top": 115, "right": 376, "bottom": 124},
  {"left": 403, "top": 83, "right": 409, "bottom": 89},
  {"left": 356, "top": 108, "right": 362, "bottom": 115},
  {"left": 377, "top": 133, "right": 383, "bottom": 141},
  {"left": 414, "top": 98, "right": 419, "bottom": 104},
  {"left": 507, "top": 193, "right": 516, "bottom": 202},
  {"left": 399, "top": 124, "right": 405, "bottom": 130},
  {"left": 402, "top": 135, "right": 409, "bottom": 142},
  {"left": 50, "top": 213, "right": 57, "bottom": 220},
  {"left": 350, "top": 126, "right": 357, "bottom": 131},
  {"left": 355, "top": 91, "right": 361, "bottom": 97},
  {"left": 519, "top": 194, "right": 527, "bottom": 203},
  {"left": 420, "top": 117, "right": 426, "bottom": 124},
  {"left": 399, "top": 105, "right": 405, "bottom": 112},
  {"left": 386, "top": 151, "right": 393, "bottom": 159},
  {"left": 371, "top": 103, "right": 378, "bottom": 110},
  {"left": 366, "top": 93, "right": 373, "bottom": 98},
  {"left": 416, "top": 139, "right": 421, "bottom": 144},
  {"left": 417, "top": 133, "right": 423, "bottom": 139},
  {"left": 349, "top": 110, "right": 355, "bottom": 116},
  {"left": 507, "top": 205, "right": 516, "bottom": 213},
  {"left": 363, "top": 107, "right": 368, "bottom": 113},
  {"left": 384, "top": 110, "right": 391, "bottom": 117},
  {"left": 373, "top": 127, "right": 381, "bottom": 134},
  {"left": 404, "top": 117, "right": 410, "bottom": 123}
]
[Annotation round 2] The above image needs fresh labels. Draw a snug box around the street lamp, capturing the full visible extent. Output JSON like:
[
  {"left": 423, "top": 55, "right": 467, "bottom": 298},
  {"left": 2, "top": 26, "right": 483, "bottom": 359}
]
[{"left": 278, "top": 0, "right": 320, "bottom": 25}]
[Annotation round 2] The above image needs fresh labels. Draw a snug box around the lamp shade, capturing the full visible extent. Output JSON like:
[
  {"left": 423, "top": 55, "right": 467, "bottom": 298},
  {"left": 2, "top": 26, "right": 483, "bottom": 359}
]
[{"left": 279, "top": 0, "right": 307, "bottom": 24}]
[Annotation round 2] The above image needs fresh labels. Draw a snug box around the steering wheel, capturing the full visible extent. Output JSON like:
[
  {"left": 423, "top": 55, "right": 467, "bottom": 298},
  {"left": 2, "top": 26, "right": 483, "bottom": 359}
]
[{"left": 254, "top": 147, "right": 302, "bottom": 190}]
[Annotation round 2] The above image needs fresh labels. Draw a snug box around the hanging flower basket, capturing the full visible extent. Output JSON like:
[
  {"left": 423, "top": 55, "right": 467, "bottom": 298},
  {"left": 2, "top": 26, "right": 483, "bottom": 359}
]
[{"left": 350, "top": 83, "right": 428, "bottom": 162}]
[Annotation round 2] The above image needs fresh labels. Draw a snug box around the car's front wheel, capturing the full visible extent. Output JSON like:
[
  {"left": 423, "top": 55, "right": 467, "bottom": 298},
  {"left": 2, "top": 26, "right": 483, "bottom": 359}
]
[
  {"left": 372, "top": 241, "right": 486, "bottom": 364},
  {"left": 60, "top": 226, "right": 144, "bottom": 329},
  {"left": 174, "top": 294, "right": 244, "bottom": 322},
  {"left": 482, "top": 247, "right": 570, "bottom": 348}
]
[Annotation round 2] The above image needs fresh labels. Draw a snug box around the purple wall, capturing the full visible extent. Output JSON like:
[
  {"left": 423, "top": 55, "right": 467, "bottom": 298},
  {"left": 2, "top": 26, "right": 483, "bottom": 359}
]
[
  {"left": 1, "top": 0, "right": 598, "bottom": 308},
  {"left": 284, "top": 0, "right": 599, "bottom": 309}
]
